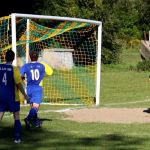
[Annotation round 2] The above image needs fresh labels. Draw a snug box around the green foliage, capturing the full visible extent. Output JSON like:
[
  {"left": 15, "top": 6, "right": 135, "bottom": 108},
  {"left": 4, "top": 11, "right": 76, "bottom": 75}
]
[
  {"left": 136, "top": 60, "right": 150, "bottom": 71},
  {"left": 102, "top": 41, "right": 121, "bottom": 64},
  {"left": 32, "top": 0, "right": 150, "bottom": 64},
  {"left": 138, "top": 0, "right": 150, "bottom": 32},
  {"left": 99, "top": 0, "right": 142, "bottom": 63}
]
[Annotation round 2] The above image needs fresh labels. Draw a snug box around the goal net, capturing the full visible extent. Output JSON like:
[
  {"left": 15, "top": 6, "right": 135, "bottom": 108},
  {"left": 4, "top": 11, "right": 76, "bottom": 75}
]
[{"left": 0, "top": 13, "right": 102, "bottom": 106}]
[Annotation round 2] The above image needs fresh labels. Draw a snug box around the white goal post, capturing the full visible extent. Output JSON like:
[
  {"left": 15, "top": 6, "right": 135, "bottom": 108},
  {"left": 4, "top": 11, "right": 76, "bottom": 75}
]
[{"left": 10, "top": 13, "right": 102, "bottom": 106}]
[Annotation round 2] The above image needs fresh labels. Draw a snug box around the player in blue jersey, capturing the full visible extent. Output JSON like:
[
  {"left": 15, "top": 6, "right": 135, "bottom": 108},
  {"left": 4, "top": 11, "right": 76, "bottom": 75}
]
[
  {"left": 0, "top": 50, "right": 28, "bottom": 144},
  {"left": 20, "top": 51, "right": 53, "bottom": 129}
]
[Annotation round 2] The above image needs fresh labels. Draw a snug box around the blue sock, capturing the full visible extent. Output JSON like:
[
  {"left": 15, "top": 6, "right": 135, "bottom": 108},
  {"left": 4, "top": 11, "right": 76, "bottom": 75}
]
[
  {"left": 27, "top": 108, "right": 38, "bottom": 120},
  {"left": 14, "top": 120, "right": 21, "bottom": 139}
]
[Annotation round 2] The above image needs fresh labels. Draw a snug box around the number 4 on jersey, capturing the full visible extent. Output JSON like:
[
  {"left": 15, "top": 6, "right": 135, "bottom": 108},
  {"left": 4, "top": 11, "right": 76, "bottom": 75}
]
[{"left": 2, "top": 73, "right": 7, "bottom": 85}]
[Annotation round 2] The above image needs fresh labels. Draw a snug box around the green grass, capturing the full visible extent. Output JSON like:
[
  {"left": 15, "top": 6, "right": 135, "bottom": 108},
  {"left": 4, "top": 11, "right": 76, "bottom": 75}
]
[
  {"left": 1, "top": 105, "right": 150, "bottom": 149},
  {"left": 100, "top": 70, "right": 150, "bottom": 108},
  {"left": 2, "top": 46, "right": 150, "bottom": 149},
  {"left": 101, "top": 47, "right": 150, "bottom": 108}
]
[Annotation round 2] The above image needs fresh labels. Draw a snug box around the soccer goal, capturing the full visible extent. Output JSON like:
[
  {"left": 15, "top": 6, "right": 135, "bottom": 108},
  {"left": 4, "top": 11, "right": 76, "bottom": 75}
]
[{"left": 0, "top": 13, "right": 102, "bottom": 106}]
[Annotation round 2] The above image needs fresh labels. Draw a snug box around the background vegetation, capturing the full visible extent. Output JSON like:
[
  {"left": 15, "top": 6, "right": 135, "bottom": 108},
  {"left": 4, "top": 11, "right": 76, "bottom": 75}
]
[{"left": 31, "top": 0, "right": 150, "bottom": 64}]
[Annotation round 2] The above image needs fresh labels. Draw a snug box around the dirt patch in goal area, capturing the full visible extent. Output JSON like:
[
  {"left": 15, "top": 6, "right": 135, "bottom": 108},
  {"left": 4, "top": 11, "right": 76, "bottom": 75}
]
[{"left": 63, "top": 108, "right": 150, "bottom": 124}]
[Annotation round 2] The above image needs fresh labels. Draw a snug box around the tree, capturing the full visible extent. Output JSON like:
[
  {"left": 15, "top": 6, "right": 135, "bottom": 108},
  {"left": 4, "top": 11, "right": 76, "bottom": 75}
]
[
  {"left": 138, "top": 0, "right": 150, "bottom": 35},
  {"left": 32, "top": 0, "right": 147, "bottom": 64}
]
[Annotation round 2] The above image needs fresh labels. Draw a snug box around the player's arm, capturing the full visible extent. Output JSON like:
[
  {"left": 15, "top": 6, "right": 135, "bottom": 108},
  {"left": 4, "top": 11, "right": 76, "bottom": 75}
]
[
  {"left": 20, "top": 65, "right": 26, "bottom": 79},
  {"left": 16, "top": 83, "right": 28, "bottom": 101},
  {"left": 39, "top": 62, "right": 53, "bottom": 87}
]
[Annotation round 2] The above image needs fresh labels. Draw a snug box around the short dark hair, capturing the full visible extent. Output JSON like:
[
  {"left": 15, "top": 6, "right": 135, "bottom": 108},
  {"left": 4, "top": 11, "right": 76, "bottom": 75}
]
[
  {"left": 29, "top": 51, "right": 39, "bottom": 61},
  {"left": 5, "top": 50, "right": 15, "bottom": 62}
]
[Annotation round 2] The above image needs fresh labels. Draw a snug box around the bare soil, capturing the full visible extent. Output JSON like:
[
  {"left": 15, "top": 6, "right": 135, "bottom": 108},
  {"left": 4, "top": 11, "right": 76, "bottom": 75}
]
[{"left": 63, "top": 108, "right": 150, "bottom": 124}]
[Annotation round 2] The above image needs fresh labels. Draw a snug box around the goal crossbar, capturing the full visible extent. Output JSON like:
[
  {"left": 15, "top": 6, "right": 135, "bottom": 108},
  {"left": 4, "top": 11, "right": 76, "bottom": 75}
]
[{"left": 11, "top": 13, "right": 102, "bottom": 25}]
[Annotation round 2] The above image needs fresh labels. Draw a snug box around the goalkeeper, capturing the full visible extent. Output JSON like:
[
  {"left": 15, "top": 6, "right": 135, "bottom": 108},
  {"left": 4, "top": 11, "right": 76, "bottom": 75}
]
[{"left": 20, "top": 50, "right": 53, "bottom": 129}]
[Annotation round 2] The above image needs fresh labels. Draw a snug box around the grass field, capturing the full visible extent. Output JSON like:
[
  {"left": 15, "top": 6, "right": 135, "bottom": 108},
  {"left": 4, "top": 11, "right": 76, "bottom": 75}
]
[
  {"left": 2, "top": 46, "right": 150, "bottom": 149},
  {"left": 1, "top": 105, "right": 150, "bottom": 149},
  {"left": 101, "top": 47, "right": 150, "bottom": 108}
]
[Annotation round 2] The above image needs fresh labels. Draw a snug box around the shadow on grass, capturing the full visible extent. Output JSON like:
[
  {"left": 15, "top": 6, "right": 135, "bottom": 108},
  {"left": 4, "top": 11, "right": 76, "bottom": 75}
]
[
  {"left": 0, "top": 123, "right": 149, "bottom": 150},
  {"left": 39, "top": 118, "right": 53, "bottom": 122},
  {"left": 21, "top": 117, "right": 53, "bottom": 124}
]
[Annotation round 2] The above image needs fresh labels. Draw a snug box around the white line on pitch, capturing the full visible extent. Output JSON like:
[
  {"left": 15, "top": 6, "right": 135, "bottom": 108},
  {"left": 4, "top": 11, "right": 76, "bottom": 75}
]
[{"left": 103, "top": 99, "right": 150, "bottom": 106}]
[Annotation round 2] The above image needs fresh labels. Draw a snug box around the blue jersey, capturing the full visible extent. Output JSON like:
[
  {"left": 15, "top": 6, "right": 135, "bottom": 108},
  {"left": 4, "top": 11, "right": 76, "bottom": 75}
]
[
  {"left": 0, "top": 64, "right": 15, "bottom": 102},
  {"left": 20, "top": 62, "right": 45, "bottom": 86}
]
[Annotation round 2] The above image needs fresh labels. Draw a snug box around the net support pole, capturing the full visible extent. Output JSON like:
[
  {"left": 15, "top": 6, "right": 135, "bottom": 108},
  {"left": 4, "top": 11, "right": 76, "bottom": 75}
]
[
  {"left": 95, "top": 23, "right": 102, "bottom": 106},
  {"left": 26, "top": 19, "right": 30, "bottom": 63},
  {"left": 11, "top": 14, "right": 17, "bottom": 66}
]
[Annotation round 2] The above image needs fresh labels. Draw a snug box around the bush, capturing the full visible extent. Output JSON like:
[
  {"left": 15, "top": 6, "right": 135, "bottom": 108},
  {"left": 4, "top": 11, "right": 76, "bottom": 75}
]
[
  {"left": 102, "top": 37, "right": 121, "bottom": 64},
  {"left": 136, "top": 60, "right": 150, "bottom": 71}
]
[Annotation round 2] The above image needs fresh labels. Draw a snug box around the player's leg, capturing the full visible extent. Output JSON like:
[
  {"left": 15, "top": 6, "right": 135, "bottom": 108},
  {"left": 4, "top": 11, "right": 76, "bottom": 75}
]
[
  {"left": 31, "top": 86, "right": 43, "bottom": 127},
  {"left": 26, "top": 103, "right": 39, "bottom": 121},
  {"left": 13, "top": 111, "right": 21, "bottom": 143},
  {"left": 30, "top": 103, "right": 42, "bottom": 127},
  {"left": 24, "top": 105, "right": 39, "bottom": 129},
  {"left": 25, "top": 86, "right": 42, "bottom": 128},
  {"left": 10, "top": 101, "right": 21, "bottom": 144},
  {"left": 24, "top": 103, "right": 42, "bottom": 128}
]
